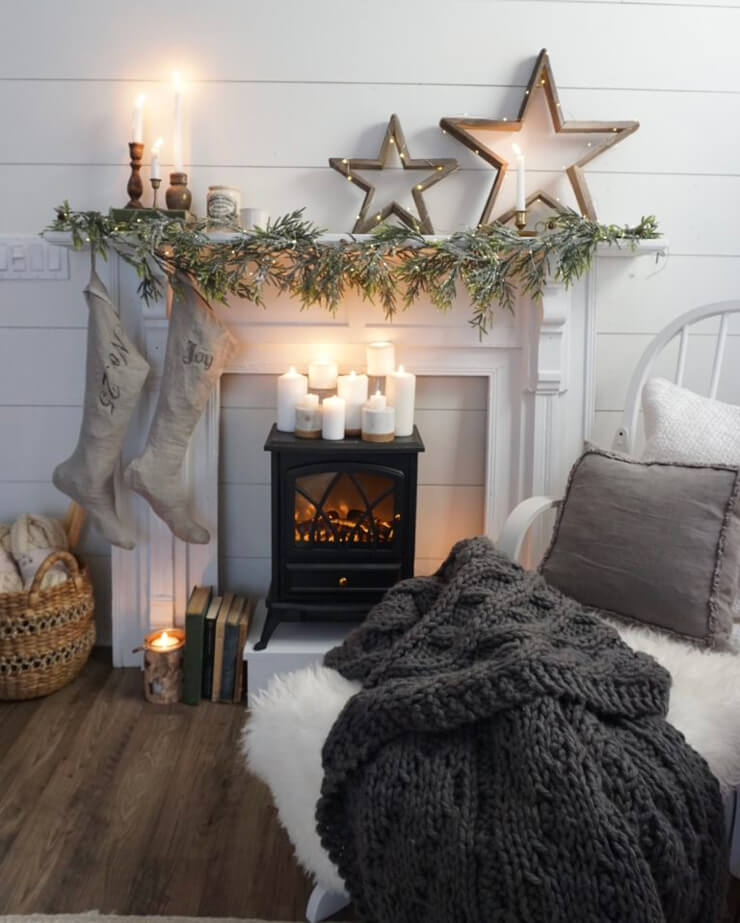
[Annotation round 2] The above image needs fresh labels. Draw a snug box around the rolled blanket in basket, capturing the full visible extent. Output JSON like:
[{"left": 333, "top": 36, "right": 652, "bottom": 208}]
[
  {"left": 0, "top": 523, "right": 22, "bottom": 593},
  {"left": 10, "top": 514, "right": 69, "bottom": 590},
  {"left": 318, "top": 537, "right": 727, "bottom": 923}
]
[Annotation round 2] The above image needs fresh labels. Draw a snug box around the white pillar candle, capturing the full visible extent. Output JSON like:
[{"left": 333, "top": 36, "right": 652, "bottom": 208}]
[
  {"left": 308, "top": 358, "right": 338, "bottom": 390},
  {"left": 150, "top": 137, "right": 163, "bottom": 181},
  {"left": 322, "top": 395, "right": 346, "bottom": 441},
  {"left": 277, "top": 366, "right": 308, "bottom": 432},
  {"left": 295, "top": 393, "right": 321, "bottom": 438},
  {"left": 513, "top": 143, "right": 526, "bottom": 212},
  {"left": 132, "top": 93, "right": 145, "bottom": 143},
  {"left": 337, "top": 370, "right": 368, "bottom": 435},
  {"left": 173, "top": 72, "right": 183, "bottom": 172},
  {"left": 385, "top": 364, "right": 416, "bottom": 437},
  {"left": 366, "top": 390, "right": 386, "bottom": 410},
  {"left": 366, "top": 341, "right": 396, "bottom": 377},
  {"left": 362, "top": 403, "right": 395, "bottom": 443}
]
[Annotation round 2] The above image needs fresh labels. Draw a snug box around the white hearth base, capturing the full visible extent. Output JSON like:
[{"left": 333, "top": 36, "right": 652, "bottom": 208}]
[{"left": 244, "top": 601, "right": 354, "bottom": 705}]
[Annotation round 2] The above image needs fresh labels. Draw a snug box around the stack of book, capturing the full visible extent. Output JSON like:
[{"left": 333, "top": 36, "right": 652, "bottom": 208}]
[{"left": 183, "top": 587, "right": 254, "bottom": 705}]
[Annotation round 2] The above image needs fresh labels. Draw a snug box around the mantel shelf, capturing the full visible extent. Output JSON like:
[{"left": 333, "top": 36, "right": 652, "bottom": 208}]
[{"left": 42, "top": 230, "right": 669, "bottom": 258}]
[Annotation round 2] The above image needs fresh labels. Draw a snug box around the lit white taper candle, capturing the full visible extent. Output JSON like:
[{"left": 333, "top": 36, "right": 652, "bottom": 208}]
[
  {"left": 173, "top": 72, "right": 184, "bottom": 172},
  {"left": 513, "top": 142, "right": 526, "bottom": 212},
  {"left": 150, "top": 137, "right": 163, "bottom": 180},
  {"left": 132, "top": 93, "right": 145, "bottom": 143}
]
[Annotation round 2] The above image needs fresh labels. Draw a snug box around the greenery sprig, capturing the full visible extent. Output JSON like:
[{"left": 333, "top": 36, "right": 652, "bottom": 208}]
[{"left": 47, "top": 203, "right": 660, "bottom": 337}]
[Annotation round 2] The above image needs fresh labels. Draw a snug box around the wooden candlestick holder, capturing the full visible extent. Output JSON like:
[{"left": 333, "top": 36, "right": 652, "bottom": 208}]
[{"left": 126, "top": 142, "right": 145, "bottom": 209}]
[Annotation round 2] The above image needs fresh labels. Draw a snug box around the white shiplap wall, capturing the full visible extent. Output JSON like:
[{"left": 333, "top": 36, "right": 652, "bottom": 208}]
[{"left": 1, "top": 0, "right": 739, "bottom": 639}]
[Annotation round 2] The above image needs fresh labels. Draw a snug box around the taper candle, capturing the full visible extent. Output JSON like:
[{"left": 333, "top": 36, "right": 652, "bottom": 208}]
[
  {"left": 132, "top": 93, "right": 145, "bottom": 144},
  {"left": 337, "top": 370, "right": 368, "bottom": 435},
  {"left": 385, "top": 364, "right": 416, "bottom": 436},
  {"left": 173, "top": 72, "right": 183, "bottom": 172},
  {"left": 322, "top": 395, "right": 346, "bottom": 440},
  {"left": 150, "top": 137, "right": 163, "bottom": 181},
  {"left": 513, "top": 143, "right": 526, "bottom": 212},
  {"left": 277, "top": 366, "right": 308, "bottom": 432}
]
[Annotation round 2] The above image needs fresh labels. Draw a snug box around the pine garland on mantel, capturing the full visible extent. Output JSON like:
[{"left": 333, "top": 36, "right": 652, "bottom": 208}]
[{"left": 47, "top": 203, "right": 660, "bottom": 337}]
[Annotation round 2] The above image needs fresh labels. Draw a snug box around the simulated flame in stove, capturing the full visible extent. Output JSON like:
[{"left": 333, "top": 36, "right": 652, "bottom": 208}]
[{"left": 293, "top": 471, "right": 398, "bottom": 545}]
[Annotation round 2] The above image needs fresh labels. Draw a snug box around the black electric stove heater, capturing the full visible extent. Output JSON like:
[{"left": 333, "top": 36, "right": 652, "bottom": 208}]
[{"left": 255, "top": 424, "right": 424, "bottom": 650}]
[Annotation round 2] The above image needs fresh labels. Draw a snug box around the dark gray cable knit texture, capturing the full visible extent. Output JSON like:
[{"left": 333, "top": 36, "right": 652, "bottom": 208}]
[{"left": 318, "top": 537, "right": 727, "bottom": 923}]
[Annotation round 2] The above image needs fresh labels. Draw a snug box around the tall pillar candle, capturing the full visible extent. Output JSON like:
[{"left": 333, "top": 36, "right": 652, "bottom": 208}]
[
  {"left": 277, "top": 366, "right": 308, "bottom": 432},
  {"left": 322, "top": 395, "right": 345, "bottom": 441},
  {"left": 337, "top": 370, "right": 368, "bottom": 436},
  {"left": 308, "top": 358, "right": 338, "bottom": 391},
  {"left": 385, "top": 364, "right": 416, "bottom": 436}
]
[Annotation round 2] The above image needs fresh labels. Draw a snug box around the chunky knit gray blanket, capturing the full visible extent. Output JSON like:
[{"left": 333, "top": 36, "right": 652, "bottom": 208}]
[{"left": 318, "top": 537, "right": 726, "bottom": 923}]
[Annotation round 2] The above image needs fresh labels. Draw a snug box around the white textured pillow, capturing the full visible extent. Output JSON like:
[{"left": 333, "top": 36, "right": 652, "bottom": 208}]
[{"left": 642, "top": 377, "right": 740, "bottom": 464}]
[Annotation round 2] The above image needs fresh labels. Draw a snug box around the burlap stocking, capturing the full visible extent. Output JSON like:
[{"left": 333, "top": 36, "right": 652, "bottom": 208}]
[
  {"left": 123, "top": 274, "right": 236, "bottom": 544},
  {"left": 53, "top": 266, "right": 150, "bottom": 550}
]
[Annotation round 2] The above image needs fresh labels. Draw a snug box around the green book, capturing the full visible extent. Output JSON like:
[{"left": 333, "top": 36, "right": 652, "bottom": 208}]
[
  {"left": 183, "top": 585, "right": 213, "bottom": 705},
  {"left": 201, "top": 595, "right": 223, "bottom": 700},
  {"left": 219, "top": 597, "right": 244, "bottom": 702}
]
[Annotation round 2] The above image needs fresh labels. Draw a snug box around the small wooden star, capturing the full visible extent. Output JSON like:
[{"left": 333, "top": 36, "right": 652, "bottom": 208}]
[
  {"left": 329, "top": 114, "right": 458, "bottom": 233},
  {"left": 440, "top": 49, "right": 639, "bottom": 224}
]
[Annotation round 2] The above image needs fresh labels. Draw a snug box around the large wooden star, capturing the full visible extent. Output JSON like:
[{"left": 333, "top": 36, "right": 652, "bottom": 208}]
[
  {"left": 440, "top": 49, "right": 639, "bottom": 224},
  {"left": 329, "top": 113, "right": 458, "bottom": 233}
]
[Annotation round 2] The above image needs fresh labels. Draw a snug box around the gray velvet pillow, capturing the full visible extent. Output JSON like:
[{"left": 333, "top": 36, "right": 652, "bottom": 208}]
[{"left": 540, "top": 448, "right": 740, "bottom": 646}]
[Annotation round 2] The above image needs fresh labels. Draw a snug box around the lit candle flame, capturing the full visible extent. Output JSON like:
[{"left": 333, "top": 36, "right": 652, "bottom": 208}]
[
  {"left": 152, "top": 137, "right": 164, "bottom": 153},
  {"left": 398, "top": 364, "right": 405, "bottom": 374},
  {"left": 151, "top": 630, "right": 178, "bottom": 650},
  {"left": 172, "top": 71, "right": 183, "bottom": 92}
]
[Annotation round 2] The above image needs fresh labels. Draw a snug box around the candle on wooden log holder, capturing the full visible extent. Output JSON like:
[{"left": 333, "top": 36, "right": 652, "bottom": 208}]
[{"left": 136, "top": 628, "right": 185, "bottom": 704}]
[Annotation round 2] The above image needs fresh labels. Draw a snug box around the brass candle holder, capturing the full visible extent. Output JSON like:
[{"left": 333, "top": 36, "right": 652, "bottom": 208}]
[
  {"left": 515, "top": 208, "right": 536, "bottom": 237},
  {"left": 126, "top": 142, "right": 145, "bottom": 208},
  {"left": 166, "top": 171, "right": 192, "bottom": 211},
  {"left": 150, "top": 177, "right": 162, "bottom": 210}
]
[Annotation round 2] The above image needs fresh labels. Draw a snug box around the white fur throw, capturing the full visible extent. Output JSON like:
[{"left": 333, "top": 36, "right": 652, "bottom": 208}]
[
  {"left": 642, "top": 377, "right": 740, "bottom": 465},
  {"left": 245, "top": 623, "right": 740, "bottom": 891}
]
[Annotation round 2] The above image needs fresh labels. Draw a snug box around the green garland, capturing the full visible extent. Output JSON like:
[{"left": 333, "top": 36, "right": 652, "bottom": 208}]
[{"left": 47, "top": 203, "right": 660, "bottom": 337}]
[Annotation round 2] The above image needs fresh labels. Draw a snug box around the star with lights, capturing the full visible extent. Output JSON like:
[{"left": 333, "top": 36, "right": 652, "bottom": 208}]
[
  {"left": 440, "top": 49, "right": 639, "bottom": 224},
  {"left": 329, "top": 113, "right": 458, "bottom": 233}
]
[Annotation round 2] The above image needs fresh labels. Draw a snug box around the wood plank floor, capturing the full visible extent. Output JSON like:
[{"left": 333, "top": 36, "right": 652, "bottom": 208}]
[
  {"left": 1, "top": 651, "right": 738, "bottom": 922},
  {"left": 0, "top": 651, "right": 315, "bottom": 920}
]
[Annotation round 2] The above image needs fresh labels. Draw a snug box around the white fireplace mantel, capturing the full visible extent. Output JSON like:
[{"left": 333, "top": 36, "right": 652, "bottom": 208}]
[{"left": 46, "top": 232, "right": 667, "bottom": 665}]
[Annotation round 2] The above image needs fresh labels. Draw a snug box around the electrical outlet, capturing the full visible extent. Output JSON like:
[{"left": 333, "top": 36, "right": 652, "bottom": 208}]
[{"left": 0, "top": 237, "right": 70, "bottom": 280}]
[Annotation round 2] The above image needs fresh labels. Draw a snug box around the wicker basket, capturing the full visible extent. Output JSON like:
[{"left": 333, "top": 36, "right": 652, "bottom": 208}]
[{"left": 0, "top": 550, "right": 95, "bottom": 700}]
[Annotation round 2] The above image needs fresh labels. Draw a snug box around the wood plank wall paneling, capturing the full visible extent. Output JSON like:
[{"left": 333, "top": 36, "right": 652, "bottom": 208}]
[
  {"left": 218, "top": 374, "right": 488, "bottom": 597},
  {"left": 0, "top": 0, "right": 738, "bottom": 634}
]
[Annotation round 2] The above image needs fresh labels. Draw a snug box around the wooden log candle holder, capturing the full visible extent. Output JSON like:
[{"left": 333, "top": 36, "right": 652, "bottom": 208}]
[{"left": 136, "top": 628, "right": 185, "bottom": 704}]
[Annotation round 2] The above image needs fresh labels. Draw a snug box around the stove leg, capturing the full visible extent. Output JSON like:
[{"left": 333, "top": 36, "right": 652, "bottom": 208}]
[{"left": 253, "top": 605, "right": 282, "bottom": 651}]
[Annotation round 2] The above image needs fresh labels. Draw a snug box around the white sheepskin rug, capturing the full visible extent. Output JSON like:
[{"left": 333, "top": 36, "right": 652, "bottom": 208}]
[{"left": 243, "top": 622, "right": 740, "bottom": 891}]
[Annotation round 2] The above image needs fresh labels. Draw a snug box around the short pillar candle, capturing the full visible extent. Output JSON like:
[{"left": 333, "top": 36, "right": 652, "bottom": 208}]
[
  {"left": 337, "top": 370, "right": 368, "bottom": 436},
  {"left": 322, "top": 395, "right": 346, "bottom": 440},
  {"left": 277, "top": 366, "right": 308, "bottom": 432},
  {"left": 362, "top": 391, "right": 395, "bottom": 443},
  {"left": 295, "top": 393, "right": 322, "bottom": 439},
  {"left": 366, "top": 341, "right": 396, "bottom": 377},
  {"left": 141, "top": 628, "right": 185, "bottom": 704},
  {"left": 385, "top": 364, "right": 416, "bottom": 436},
  {"left": 308, "top": 358, "right": 338, "bottom": 391}
]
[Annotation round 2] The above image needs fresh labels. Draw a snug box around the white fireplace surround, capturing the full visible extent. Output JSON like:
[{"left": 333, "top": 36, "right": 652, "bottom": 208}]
[{"left": 48, "top": 234, "right": 665, "bottom": 666}]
